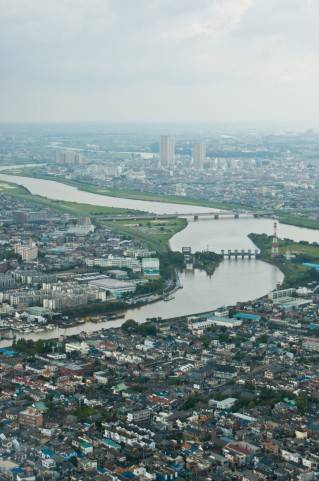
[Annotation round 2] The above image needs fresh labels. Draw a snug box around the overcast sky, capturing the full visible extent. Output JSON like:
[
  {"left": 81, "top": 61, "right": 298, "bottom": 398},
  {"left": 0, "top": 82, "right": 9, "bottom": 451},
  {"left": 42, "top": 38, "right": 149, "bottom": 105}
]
[{"left": 1, "top": 0, "right": 319, "bottom": 125}]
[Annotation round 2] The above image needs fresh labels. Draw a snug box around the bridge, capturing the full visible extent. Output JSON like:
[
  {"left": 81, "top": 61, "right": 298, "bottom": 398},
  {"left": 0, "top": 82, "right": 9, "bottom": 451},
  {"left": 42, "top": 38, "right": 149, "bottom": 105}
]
[
  {"left": 221, "top": 249, "right": 260, "bottom": 259},
  {"left": 187, "top": 211, "right": 274, "bottom": 221},
  {"left": 101, "top": 211, "right": 274, "bottom": 222}
]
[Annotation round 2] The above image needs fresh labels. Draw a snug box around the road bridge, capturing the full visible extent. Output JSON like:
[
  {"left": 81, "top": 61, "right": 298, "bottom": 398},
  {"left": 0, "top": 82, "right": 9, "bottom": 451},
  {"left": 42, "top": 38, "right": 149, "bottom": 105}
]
[{"left": 102, "top": 211, "right": 274, "bottom": 222}]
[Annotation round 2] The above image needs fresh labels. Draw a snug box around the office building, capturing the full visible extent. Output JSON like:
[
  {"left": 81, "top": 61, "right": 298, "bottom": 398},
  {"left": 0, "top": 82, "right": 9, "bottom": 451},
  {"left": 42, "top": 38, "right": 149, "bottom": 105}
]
[
  {"left": 193, "top": 143, "right": 206, "bottom": 169},
  {"left": 160, "top": 135, "right": 175, "bottom": 168}
]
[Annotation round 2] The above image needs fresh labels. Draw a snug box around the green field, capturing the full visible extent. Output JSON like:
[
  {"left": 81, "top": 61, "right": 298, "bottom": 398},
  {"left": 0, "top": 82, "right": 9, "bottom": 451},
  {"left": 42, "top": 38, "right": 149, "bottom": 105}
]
[
  {"left": 278, "top": 213, "right": 319, "bottom": 230},
  {"left": 102, "top": 218, "right": 187, "bottom": 252},
  {"left": 0, "top": 182, "right": 26, "bottom": 194}
]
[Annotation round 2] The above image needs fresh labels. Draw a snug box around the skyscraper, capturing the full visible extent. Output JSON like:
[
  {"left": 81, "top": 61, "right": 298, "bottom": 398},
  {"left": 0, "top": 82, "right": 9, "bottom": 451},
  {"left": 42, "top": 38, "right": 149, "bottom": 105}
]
[
  {"left": 160, "top": 135, "right": 175, "bottom": 168},
  {"left": 193, "top": 143, "right": 206, "bottom": 169}
]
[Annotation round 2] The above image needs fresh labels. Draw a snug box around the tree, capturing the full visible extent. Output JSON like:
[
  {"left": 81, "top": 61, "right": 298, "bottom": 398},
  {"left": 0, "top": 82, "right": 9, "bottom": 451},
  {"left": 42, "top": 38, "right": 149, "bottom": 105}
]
[{"left": 122, "top": 319, "right": 138, "bottom": 332}]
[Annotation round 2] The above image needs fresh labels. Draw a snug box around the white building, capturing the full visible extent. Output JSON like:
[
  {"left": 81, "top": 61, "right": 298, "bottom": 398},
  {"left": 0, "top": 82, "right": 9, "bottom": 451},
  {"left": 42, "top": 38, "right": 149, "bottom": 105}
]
[
  {"left": 67, "top": 217, "right": 95, "bottom": 236},
  {"left": 209, "top": 397, "right": 237, "bottom": 410},
  {"left": 65, "top": 341, "right": 90, "bottom": 354},
  {"left": 187, "top": 315, "right": 242, "bottom": 331},
  {"left": 88, "top": 277, "right": 136, "bottom": 298},
  {"left": 85, "top": 255, "right": 141, "bottom": 272}
]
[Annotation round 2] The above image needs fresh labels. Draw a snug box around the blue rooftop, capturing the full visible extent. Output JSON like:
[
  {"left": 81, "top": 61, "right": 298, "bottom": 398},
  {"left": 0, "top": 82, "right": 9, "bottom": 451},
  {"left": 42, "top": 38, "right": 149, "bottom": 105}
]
[
  {"left": 303, "top": 262, "right": 319, "bottom": 270},
  {"left": 234, "top": 312, "right": 261, "bottom": 321},
  {"left": 42, "top": 447, "right": 55, "bottom": 457},
  {"left": 0, "top": 348, "right": 16, "bottom": 357}
]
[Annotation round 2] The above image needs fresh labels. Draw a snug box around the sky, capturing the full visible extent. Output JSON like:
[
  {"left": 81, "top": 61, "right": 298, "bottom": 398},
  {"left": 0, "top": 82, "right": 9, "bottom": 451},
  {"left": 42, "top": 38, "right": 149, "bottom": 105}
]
[{"left": 1, "top": 0, "right": 319, "bottom": 125}]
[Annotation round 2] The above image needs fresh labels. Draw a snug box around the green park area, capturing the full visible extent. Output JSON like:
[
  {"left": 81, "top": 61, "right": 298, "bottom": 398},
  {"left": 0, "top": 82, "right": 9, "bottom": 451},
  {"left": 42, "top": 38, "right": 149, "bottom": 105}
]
[
  {"left": 249, "top": 233, "right": 319, "bottom": 287},
  {"left": 102, "top": 217, "right": 187, "bottom": 253}
]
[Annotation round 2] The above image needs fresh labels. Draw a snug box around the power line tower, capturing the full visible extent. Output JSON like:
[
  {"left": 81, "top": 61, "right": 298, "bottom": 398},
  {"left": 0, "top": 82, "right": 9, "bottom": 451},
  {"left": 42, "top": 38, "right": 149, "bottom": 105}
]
[{"left": 271, "top": 222, "right": 279, "bottom": 257}]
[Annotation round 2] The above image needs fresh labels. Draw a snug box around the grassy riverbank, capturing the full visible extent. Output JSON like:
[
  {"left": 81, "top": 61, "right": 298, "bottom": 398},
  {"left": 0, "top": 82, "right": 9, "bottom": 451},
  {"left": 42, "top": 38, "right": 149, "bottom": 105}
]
[
  {"left": 5, "top": 167, "right": 319, "bottom": 231},
  {"left": 278, "top": 213, "right": 319, "bottom": 231},
  {"left": 101, "top": 217, "right": 187, "bottom": 253},
  {"left": 0, "top": 179, "right": 140, "bottom": 217},
  {"left": 2, "top": 167, "right": 243, "bottom": 211},
  {"left": 1, "top": 179, "right": 188, "bottom": 252},
  {"left": 249, "top": 233, "right": 319, "bottom": 288}
]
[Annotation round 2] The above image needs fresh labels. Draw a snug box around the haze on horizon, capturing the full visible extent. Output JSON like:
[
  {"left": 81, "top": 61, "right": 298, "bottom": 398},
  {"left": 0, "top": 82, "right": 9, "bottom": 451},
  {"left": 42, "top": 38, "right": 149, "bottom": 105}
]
[{"left": 1, "top": 0, "right": 319, "bottom": 126}]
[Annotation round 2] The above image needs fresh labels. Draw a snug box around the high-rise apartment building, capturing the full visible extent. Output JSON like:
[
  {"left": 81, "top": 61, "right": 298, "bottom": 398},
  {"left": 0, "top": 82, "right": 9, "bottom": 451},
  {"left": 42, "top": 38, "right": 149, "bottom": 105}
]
[
  {"left": 56, "top": 150, "right": 85, "bottom": 165},
  {"left": 14, "top": 239, "right": 38, "bottom": 262},
  {"left": 160, "top": 135, "right": 175, "bottom": 168},
  {"left": 193, "top": 143, "right": 206, "bottom": 169}
]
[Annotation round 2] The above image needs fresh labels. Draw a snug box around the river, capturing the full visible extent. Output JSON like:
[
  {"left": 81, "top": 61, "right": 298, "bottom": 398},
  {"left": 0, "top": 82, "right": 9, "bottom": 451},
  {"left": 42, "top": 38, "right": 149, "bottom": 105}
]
[{"left": 0, "top": 169, "right": 318, "bottom": 343}]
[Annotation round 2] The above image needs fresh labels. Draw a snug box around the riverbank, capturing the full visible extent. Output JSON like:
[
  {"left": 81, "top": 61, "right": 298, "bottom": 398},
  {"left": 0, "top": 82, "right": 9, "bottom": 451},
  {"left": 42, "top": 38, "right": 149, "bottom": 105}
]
[
  {"left": 0, "top": 179, "right": 192, "bottom": 336},
  {"left": 4, "top": 170, "right": 310, "bottom": 343},
  {"left": 101, "top": 217, "right": 187, "bottom": 253},
  {"left": 249, "top": 233, "right": 319, "bottom": 288},
  {"left": 1, "top": 177, "right": 188, "bottom": 253},
  {"left": 278, "top": 213, "right": 319, "bottom": 231},
  {"left": 1, "top": 167, "right": 248, "bottom": 212},
  {"left": 5, "top": 166, "right": 319, "bottom": 231},
  {"left": 1, "top": 179, "right": 141, "bottom": 217}
]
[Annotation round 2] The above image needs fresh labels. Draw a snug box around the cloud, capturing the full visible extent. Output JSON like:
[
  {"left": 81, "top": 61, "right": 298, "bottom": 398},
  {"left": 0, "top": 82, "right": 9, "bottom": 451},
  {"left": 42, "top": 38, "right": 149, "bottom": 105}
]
[
  {"left": 0, "top": 0, "right": 319, "bottom": 123},
  {"left": 163, "top": 0, "right": 255, "bottom": 41}
]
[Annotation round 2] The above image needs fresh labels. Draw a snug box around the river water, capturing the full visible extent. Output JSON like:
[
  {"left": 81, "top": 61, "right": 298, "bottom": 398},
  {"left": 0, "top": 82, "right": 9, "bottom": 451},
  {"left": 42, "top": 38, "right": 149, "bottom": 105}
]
[{"left": 0, "top": 170, "right": 318, "bottom": 343}]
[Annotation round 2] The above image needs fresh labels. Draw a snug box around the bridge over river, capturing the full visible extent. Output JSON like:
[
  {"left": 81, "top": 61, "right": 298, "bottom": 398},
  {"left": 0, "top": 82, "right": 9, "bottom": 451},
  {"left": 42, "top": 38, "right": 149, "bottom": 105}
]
[{"left": 101, "top": 211, "right": 275, "bottom": 222}]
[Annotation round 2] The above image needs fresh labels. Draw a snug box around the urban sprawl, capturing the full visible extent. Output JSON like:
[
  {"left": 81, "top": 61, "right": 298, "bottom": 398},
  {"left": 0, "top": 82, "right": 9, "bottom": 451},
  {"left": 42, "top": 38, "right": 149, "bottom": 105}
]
[{"left": 0, "top": 125, "right": 319, "bottom": 481}]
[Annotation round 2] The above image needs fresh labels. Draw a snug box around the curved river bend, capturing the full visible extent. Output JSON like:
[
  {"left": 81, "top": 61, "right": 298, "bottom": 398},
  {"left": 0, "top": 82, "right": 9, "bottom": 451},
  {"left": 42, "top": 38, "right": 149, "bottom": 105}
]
[{"left": 0, "top": 170, "right": 318, "bottom": 342}]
